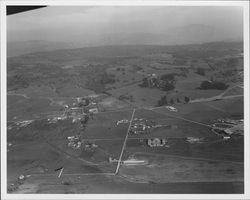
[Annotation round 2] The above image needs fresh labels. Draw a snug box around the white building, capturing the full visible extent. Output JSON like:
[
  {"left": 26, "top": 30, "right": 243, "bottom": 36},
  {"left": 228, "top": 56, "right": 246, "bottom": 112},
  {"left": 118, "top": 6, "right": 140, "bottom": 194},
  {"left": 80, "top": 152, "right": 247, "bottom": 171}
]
[
  {"left": 89, "top": 108, "right": 98, "bottom": 113},
  {"left": 165, "top": 106, "right": 178, "bottom": 112}
]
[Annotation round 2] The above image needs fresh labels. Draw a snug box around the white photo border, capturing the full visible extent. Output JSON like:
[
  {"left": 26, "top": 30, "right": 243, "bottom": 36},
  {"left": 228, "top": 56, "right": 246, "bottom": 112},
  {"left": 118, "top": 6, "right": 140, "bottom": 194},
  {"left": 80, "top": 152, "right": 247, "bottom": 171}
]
[{"left": 1, "top": 1, "right": 249, "bottom": 199}]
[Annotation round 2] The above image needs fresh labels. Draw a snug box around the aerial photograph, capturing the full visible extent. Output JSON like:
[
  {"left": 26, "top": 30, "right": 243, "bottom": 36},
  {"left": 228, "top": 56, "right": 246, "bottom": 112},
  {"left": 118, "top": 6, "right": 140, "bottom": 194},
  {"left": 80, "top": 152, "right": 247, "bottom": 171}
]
[{"left": 6, "top": 5, "right": 244, "bottom": 194}]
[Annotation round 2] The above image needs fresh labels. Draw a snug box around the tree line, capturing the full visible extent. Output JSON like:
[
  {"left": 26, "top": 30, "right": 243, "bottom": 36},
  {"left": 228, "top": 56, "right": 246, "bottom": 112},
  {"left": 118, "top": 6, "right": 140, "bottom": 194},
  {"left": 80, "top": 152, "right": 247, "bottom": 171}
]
[{"left": 157, "top": 95, "right": 190, "bottom": 106}]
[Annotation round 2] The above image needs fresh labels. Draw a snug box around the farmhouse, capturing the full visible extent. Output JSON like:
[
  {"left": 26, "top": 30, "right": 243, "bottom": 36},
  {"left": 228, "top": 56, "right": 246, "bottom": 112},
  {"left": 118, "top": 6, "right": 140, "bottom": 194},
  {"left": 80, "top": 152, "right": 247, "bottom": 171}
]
[{"left": 165, "top": 106, "right": 178, "bottom": 112}]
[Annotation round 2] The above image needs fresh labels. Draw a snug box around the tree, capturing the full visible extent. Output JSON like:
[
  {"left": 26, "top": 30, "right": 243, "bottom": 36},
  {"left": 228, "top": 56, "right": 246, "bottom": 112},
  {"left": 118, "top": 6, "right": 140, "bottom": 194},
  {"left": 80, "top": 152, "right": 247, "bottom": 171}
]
[
  {"left": 139, "top": 77, "right": 149, "bottom": 87},
  {"left": 199, "top": 80, "right": 228, "bottom": 90},
  {"left": 157, "top": 96, "right": 168, "bottom": 106},
  {"left": 184, "top": 96, "right": 190, "bottom": 103},
  {"left": 170, "top": 98, "right": 174, "bottom": 105},
  {"left": 160, "top": 82, "right": 175, "bottom": 91},
  {"left": 81, "top": 115, "right": 89, "bottom": 124},
  {"left": 157, "top": 99, "right": 163, "bottom": 106},
  {"left": 199, "top": 81, "right": 211, "bottom": 89},
  {"left": 162, "top": 96, "right": 167, "bottom": 105},
  {"left": 196, "top": 68, "right": 205, "bottom": 76}
]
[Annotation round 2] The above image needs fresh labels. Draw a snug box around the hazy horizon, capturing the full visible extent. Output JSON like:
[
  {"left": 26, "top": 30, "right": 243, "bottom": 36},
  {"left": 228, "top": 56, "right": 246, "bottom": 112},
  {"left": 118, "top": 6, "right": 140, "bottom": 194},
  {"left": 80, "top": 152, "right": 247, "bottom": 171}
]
[{"left": 7, "top": 6, "right": 243, "bottom": 56}]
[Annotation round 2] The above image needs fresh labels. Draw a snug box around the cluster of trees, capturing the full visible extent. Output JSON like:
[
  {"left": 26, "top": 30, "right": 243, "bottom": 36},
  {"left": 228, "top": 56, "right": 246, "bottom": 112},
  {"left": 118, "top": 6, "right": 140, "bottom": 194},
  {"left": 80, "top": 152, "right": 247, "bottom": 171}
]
[
  {"left": 226, "top": 57, "right": 239, "bottom": 68},
  {"left": 161, "top": 73, "right": 178, "bottom": 81},
  {"left": 99, "top": 72, "right": 116, "bottom": 84},
  {"left": 161, "top": 82, "right": 175, "bottom": 91},
  {"left": 116, "top": 67, "right": 125, "bottom": 71},
  {"left": 195, "top": 68, "right": 206, "bottom": 76},
  {"left": 8, "top": 74, "right": 36, "bottom": 90},
  {"left": 118, "top": 94, "right": 134, "bottom": 102},
  {"left": 157, "top": 95, "right": 190, "bottom": 106},
  {"left": 87, "top": 71, "right": 116, "bottom": 93},
  {"left": 139, "top": 77, "right": 150, "bottom": 87},
  {"left": 77, "top": 98, "right": 90, "bottom": 107},
  {"left": 80, "top": 115, "right": 89, "bottom": 131},
  {"left": 199, "top": 81, "right": 228, "bottom": 90},
  {"left": 139, "top": 73, "right": 178, "bottom": 92}
]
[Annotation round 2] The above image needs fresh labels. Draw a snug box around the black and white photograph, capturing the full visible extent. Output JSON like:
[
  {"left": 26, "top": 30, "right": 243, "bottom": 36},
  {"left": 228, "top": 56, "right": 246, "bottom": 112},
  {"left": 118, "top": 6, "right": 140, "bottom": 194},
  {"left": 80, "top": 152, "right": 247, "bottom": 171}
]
[{"left": 1, "top": 0, "right": 249, "bottom": 198}]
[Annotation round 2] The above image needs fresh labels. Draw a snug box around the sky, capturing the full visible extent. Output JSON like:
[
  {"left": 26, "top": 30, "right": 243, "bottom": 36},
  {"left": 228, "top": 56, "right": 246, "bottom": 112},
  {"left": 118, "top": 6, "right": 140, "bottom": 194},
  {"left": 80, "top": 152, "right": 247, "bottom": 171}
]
[{"left": 7, "top": 6, "right": 243, "bottom": 47}]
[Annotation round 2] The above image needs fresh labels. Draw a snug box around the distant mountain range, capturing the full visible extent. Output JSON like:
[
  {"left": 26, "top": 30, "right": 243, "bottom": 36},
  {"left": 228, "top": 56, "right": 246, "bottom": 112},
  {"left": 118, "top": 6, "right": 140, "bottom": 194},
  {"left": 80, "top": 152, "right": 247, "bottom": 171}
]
[
  {"left": 99, "top": 24, "right": 242, "bottom": 46},
  {"left": 7, "top": 24, "right": 242, "bottom": 57}
]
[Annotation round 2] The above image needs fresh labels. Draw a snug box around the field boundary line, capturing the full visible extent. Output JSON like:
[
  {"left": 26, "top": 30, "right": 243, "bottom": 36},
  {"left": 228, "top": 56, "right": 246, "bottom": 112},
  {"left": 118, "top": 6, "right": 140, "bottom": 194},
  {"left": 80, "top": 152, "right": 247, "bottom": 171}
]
[
  {"left": 115, "top": 109, "right": 136, "bottom": 175},
  {"left": 62, "top": 173, "right": 115, "bottom": 176},
  {"left": 150, "top": 108, "right": 212, "bottom": 128},
  {"left": 30, "top": 172, "right": 115, "bottom": 177},
  {"left": 133, "top": 152, "right": 244, "bottom": 165},
  {"left": 202, "top": 103, "right": 228, "bottom": 113}
]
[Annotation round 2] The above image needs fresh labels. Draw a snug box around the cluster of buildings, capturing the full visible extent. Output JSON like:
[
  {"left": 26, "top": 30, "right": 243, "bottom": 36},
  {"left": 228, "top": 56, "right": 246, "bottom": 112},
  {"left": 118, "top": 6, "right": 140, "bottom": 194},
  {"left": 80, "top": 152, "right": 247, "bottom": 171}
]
[
  {"left": 8, "top": 174, "right": 31, "bottom": 192},
  {"left": 66, "top": 95, "right": 99, "bottom": 118},
  {"left": 47, "top": 116, "right": 67, "bottom": 123},
  {"left": 129, "top": 118, "right": 155, "bottom": 135},
  {"left": 75, "top": 95, "right": 99, "bottom": 114},
  {"left": 7, "top": 120, "right": 34, "bottom": 130},
  {"left": 67, "top": 135, "right": 81, "bottom": 149},
  {"left": 146, "top": 73, "right": 159, "bottom": 87},
  {"left": 116, "top": 117, "right": 171, "bottom": 135},
  {"left": 130, "top": 118, "right": 171, "bottom": 135},
  {"left": 142, "top": 73, "right": 173, "bottom": 90},
  {"left": 147, "top": 138, "right": 169, "bottom": 147},
  {"left": 47, "top": 95, "right": 99, "bottom": 125},
  {"left": 212, "top": 118, "right": 244, "bottom": 139},
  {"left": 144, "top": 73, "right": 166, "bottom": 88},
  {"left": 81, "top": 140, "right": 98, "bottom": 151},
  {"left": 67, "top": 136, "right": 99, "bottom": 151}
]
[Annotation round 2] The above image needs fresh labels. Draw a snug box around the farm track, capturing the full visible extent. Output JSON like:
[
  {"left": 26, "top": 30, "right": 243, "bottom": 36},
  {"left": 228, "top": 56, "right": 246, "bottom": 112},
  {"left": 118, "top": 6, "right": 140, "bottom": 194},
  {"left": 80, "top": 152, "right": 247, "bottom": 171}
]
[
  {"left": 132, "top": 152, "right": 244, "bottom": 165},
  {"left": 190, "top": 84, "right": 243, "bottom": 103},
  {"left": 115, "top": 109, "right": 136, "bottom": 175},
  {"left": 150, "top": 107, "right": 212, "bottom": 128},
  {"left": 118, "top": 173, "right": 244, "bottom": 184},
  {"left": 201, "top": 103, "right": 229, "bottom": 113}
]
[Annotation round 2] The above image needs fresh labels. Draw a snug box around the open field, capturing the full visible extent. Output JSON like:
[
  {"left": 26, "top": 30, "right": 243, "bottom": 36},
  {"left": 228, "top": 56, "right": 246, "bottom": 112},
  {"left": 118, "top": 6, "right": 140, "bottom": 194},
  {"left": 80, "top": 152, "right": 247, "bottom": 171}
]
[
  {"left": 7, "top": 95, "right": 62, "bottom": 121},
  {"left": 83, "top": 110, "right": 133, "bottom": 139},
  {"left": 119, "top": 153, "right": 243, "bottom": 183},
  {"left": 7, "top": 42, "right": 244, "bottom": 193}
]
